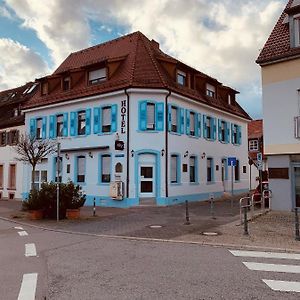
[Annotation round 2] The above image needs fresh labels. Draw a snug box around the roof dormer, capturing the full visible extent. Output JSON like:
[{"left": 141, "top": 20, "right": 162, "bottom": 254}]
[
  {"left": 284, "top": 0, "right": 300, "bottom": 48},
  {"left": 88, "top": 67, "right": 107, "bottom": 85}
]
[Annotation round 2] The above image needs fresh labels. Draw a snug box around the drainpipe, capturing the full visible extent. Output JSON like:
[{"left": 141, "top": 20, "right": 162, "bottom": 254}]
[
  {"left": 165, "top": 90, "right": 171, "bottom": 198},
  {"left": 125, "top": 88, "right": 130, "bottom": 199}
]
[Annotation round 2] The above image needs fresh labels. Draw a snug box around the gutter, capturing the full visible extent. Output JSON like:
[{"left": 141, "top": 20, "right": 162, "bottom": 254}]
[
  {"left": 125, "top": 88, "right": 130, "bottom": 199},
  {"left": 165, "top": 90, "right": 171, "bottom": 198}
]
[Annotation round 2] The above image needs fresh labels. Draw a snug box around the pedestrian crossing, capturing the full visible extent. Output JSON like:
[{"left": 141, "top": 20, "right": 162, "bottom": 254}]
[{"left": 229, "top": 249, "right": 300, "bottom": 293}]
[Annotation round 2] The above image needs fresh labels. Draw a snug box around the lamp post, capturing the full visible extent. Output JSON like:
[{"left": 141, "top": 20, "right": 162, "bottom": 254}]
[{"left": 56, "top": 142, "right": 61, "bottom": 222}]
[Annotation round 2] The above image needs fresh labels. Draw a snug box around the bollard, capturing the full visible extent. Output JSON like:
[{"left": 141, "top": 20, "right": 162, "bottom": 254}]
[
  {"left": 210, "top": 196, "right": 216, "bottom": 219},
  {"left": 185, "top": 200, "right": 190, "bottom": 225},
  {"left": 295, "top": 207, "right": 300, "bottom": 241},
  {"left": 93, "top": 197, "right": 96, "bottom": 217},
  {"left": 243, "top": 206, "right": 249, "bottom": 236}
]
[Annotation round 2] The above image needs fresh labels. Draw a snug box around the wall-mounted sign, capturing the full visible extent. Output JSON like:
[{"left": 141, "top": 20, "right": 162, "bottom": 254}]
[
  {"left": 115, "top": 140, "right": 124, "bottom": 151},
  {"left": 121, "top": 99, "right": 127, "bottom": 134}
]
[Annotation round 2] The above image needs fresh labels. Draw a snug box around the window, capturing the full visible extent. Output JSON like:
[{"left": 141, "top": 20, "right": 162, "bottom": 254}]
[
  {"left": 102, "top": 106, "right": 112, "bottom": 133},
  {"left": 41, "top": 82, "right": 48, "bottom": 95},
  {"left": 88, "top": 68, "right": 106, "bottom": 85},
  {"left": 56, "top": 114, "right": 64, "bottom": 137},
  {"left": 207, "top": 158, "right": 213, "bottom": 182},
  {"left": 9, "top": 130, "right": 19, "bottom": 145},
  {"left": 232, "top": 124, "right": 238, "bottom": 144},
  {"left": 235, "top": 159, "right": 240, "bottom": 181},
  {"left": 63, "top": 77, "right": 71, "bottom": 91},
  {"left": 294, "top": 17, "right": 300, "bottom": 47},
  {"left": 206, "top": 116, "right": 212, "bottom": 139},
  {"left": 249, "top": 139, "right": 259, "bottom": 151},
  {"left": 206, "top": 84, "right": 216, "bottom": 98},
  {"left": 0, "top": 132, "right": 6, "bottom": 146},
  {"left": 221, "top": 158, "right": 227, "bottom": 181},
  {"left": 171, "top": 106, "right": 178, "bottom": 132},
  {"left": 77, "top": 111, "right": 86, "bottom": 135},
  {"left": 220, "top": 121, "right": 226, "bottom": 142},
  {"left": 55, "top": 157, "right": 63, "bottom": 183},
  {"left": 34, "top": 170, "right": 47, "bottom": 190},
  {"left": 171, "top": 155, "right": 179, "bottom": 183},
  {"left": 77, "top": 156, "right": 85, "bottom": 183},
  {"left": 190, "top": 112, "right": 195, "bottom": 136},
  {"left": 8, "top": 164, "right": 16, "bottom": 189},
  {"left": 177, "top": 70, "right": 186, "bottom": 86},
  {"left": 0, "top": 165, "right": 3, "bottom": 188},
  {"left": 14, "top": 108, "right": 19, "bottom": 117},
  {"left": 36, "top": 118, "right": 43, "bottom": 139},
  {"left": 228, "top": 94, "right": 231, "bottom": 105},
  {"left": 101, "top": 155, "right": 111, "bottom": 183},
  {"left": 189, "top": 156, "right": 196, "bottom": 183},
  {"left": 146, "top": 103, "right": 155, "bottom": 130}
]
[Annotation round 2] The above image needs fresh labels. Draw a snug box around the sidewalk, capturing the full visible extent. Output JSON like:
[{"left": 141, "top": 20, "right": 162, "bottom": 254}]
[{"left": 0, "top": 195, "right": 299, "bottom": 251}]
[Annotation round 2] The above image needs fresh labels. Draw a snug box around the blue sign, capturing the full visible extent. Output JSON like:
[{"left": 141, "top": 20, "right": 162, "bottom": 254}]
[
  {"left": 257, "top": 152, "right": 262, "bottom": 162},
  {"left": 228, "top": 157, "right": 237, "bottom": 167}
]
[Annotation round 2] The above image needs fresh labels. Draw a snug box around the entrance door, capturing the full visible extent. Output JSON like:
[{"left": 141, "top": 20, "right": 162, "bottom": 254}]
[
  {"left": 139, "top": 165, "right": 155, "bottom": 198},
  {"left": 294, "top": 167, "right": 300, "bottom": 207},
  {"left": 221, "top": 159, "right": 227, "bottom": 191}
]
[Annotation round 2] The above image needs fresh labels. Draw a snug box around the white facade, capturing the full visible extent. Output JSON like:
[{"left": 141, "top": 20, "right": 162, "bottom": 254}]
[{"left": 23, "top": 88, "right": 249, "bottom": 207}]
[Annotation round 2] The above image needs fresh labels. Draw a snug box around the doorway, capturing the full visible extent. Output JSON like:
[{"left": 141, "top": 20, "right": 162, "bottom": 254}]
[
  {"left": 294, "top": 166, "right": 300, "bottom": 207},
  {"left": 139, "top": 165, "right": 155, "bottom": 198}
]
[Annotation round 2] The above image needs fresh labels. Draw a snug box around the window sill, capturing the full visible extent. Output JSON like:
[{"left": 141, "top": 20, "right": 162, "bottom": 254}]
[
  {"left": 7, "top": 188, "right": 16, "bottom": 191},
  {"left": 136, "top": 130, "right": 160, "bottom": 133},
  {"left": 97, "top": 132, "right": 114, "bottom": 136},
  {"left": 206, "top": 181, "right": 215, "bottom": 185},
  {"left": 219, "top": 140, "right": 228, "bottom": 144},
  {"left": 188, "top": 135, "right": 199, "bottom": 139},
  {"left": 205, "top": 138, "right": 215, "bottom": 142},
  {"left": 97, "top": 182, "right": 110, "bottom": 186},
  {"left": 75, "top": 182, "right": 86, "bottom": 186},
  {"left": 169, "top": 131, "right": 181, "bottom": 136},
  {"left": 189, "top": 182, "right": 199, "bottom": 185},
  {"left": 170, "top": 182, "right": 182, "bottom": 186}
]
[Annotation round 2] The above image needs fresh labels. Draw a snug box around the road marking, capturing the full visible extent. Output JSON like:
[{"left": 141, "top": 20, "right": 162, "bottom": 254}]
[
  {"left": 18, "top": 231, "right": 28, "bottom": 236},
  {"left": 243, "top": 262, "right": 300, "bottom": 274},
  {"left": 229, "top": 250, "right": 300, "bottom": 260},
  {"left": 17, "top": 273, "right": 38, "bottom": 300},
  {"left": 262, "top": 279, "right": 300, "bottom": 293},
  {"left": 25, "top": 243, "right": 37, "bottom": 257},
  {"left": 14, "top": 226, "right": 24, "bottom": 230}
]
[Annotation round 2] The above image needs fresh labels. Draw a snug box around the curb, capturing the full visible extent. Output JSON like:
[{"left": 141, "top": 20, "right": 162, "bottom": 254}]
[{"left": 1, "top": 215, "right": 299, "bottom": 254}]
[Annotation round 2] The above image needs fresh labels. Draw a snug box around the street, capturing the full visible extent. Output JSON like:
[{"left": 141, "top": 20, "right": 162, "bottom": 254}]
[{"left": 0, "top": 219, "right": 299, "bottom": 299}]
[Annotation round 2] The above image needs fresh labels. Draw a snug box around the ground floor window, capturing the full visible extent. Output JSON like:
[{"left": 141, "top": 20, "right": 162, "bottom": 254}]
[
  {"left": 0, "top": 164, "right": 3, "bottom": 189},
  {"left": 34, "top": 170, "right": 47, "bottom": 190},
  {"left": 207, "top": 158, "right": 213, "bottom": 182},
  {"left": 8, "top": 164, "right": 16, "bottom": 189},
  {"left": 189, "top": 156, "right": 196, "bottom": 183},
  {"left": 55, "top": 157, "right": 63, "bottom": 183},
  {"left": 76, "top": 156, "right": 86, "bottom": 183},
  {"left": 170, "top": 154, "right": 179, "bottom": 183},
  {"left": 100, "top": 154, "right": 111, "bottom": 183},
  {"left": 235, "top": 159, "right": 240, "bottom": 181}
]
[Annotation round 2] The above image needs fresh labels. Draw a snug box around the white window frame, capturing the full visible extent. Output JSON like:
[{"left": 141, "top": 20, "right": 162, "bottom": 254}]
[
  {"left": 249, "top": 139, "right": 259, "bottom": 152},
  {"left": 171, "top": 106, "right": 178, "bottom": 133},
  {"left": 190, "top": 111, "right": 195, "bottom": 136},
  {"left": 170, "top": 155, "right": 178, "bottom": 184},
  {"left": 206, "top": 84, "right": 216, "bottom": 98},
  {"left": 36, "top": 118, "right": 43, "bottom": 139},
  {"left": 102, "top": 106, "right": 112, "bottom": 133},
  {"left": 177, "top": 70, "right": 186, "bottom": 86},
  {"left": 146, "top": 102, "right": 155, "bottom": 130},
  {"left": 88, "top": 68, "right": 106, "bottom": 85}
]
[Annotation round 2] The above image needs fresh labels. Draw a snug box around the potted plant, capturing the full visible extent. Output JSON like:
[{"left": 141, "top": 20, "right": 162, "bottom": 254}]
[{"left": 22, "top": 189, "right": 44, "bottom": 220}]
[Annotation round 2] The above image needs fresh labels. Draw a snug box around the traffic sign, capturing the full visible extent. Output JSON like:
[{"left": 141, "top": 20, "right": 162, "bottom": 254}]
[
  {"left": 257, "top": 161, "right": 263, "bottom": 170},
  {"left": 257, "top": 152, "right": 262, "bottom": 162},
  {"left": 228, "top": 157, "right": 237, "bottom": 167}
]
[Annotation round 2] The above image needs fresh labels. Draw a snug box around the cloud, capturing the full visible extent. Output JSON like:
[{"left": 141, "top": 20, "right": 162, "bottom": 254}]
[
  {"left": 0, "top": 38, "right": 49, "bottom": 90},
  {"left": 0, "top": 6, "right": 13, "bottom": 19}
]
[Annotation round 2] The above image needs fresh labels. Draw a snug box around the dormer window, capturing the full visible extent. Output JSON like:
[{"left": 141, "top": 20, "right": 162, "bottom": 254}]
[
  {"left": 88, "top": 68, "right": 106, "bottom": 85},
  {"left": 294, "top": 17, "right": 300, "bottom": 47},
  {"left": 228, "top": 94, "right": 232, "bottom": 105},
  {"left": 63, "top": 77, "right": 71, "bottom": 91},
  {"left": 41, "top": 82, "right": 48, "bottom": 95},
  {"left": 206, "top": 84, "right": 216, "bottom": 98},
  {"left": 177, "top": 70, "right": 186, "bottom": 86}
]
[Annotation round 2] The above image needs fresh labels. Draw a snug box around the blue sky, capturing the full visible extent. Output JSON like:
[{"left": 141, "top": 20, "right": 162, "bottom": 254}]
[{"left": 0, "top": 0, "right": 288, "bottom": 119}]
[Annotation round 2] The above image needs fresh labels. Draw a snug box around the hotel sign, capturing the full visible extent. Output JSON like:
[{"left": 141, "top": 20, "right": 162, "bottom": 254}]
[{"left": 121, "top": 99, "right": 127, "bottom": 134}]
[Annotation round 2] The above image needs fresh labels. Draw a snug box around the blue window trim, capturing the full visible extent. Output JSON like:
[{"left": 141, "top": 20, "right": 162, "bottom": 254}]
[
  {"left": 75, "top": 109, "right": 87, "bottom": 137},
  {"left": 189, "top": 155, "right": 199, "bottom": 185},
  {"left": 170, "top": 153, "right": 181, "bottom": 185},
  {"left": 231, "top": 123, "right": 242, "bottom": 146},
  {"left": 98, "top": 153, "right": 112, "bottom": 185},
  {"left": 168, "top": 104, "right": 182, "bottom": 135},
  {"left": 50, "top": 112, "right": 68, "bottom": 139},
  {"left": 203, "top": 115, "right": 216, "bottom": 141},
  {"left": 186, "top": 109, "right": 200, "bottom": 138},
  {"left": 97, "top": 104, "right": 118, "bottom": 135},
  {"left": 218, "top": 119, "right": 228, "bottom": 143},
  {"left": 74, "top": 155, "right": 86, "bottom": 185},
  {"left": 206, "top": 156, "right": 215, "bottom": 184},
  {"left": 31, "top": 116, "right": 47, "bottom": 139}
]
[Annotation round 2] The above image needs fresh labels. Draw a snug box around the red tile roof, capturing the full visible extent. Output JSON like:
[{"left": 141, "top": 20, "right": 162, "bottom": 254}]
[
  {"left": 256, "top": 0, "right": 300, "bottom": 65},
  {"left": 248, "top": 119, "right": 263, "bottom": 139},
  {"left": 23, "top": 31, "right": 250, "bottom": 120}
]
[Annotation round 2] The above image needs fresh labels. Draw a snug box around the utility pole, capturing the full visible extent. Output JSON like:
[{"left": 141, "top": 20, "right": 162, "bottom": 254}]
[{"left": 56, "top": 142, "right": 61, "bottom": 222}]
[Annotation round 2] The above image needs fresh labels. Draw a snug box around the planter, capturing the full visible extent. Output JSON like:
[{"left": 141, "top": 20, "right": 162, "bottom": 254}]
[
  {"left": 66, "top": 208, "right": 80, "bottom": 220},
  {"left": 28, "top": 210, "right": 43, "bottom": 220}
]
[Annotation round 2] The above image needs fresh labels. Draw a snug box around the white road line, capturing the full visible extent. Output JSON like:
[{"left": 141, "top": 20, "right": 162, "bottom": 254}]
[
  {"left": 14, "top": 226, "right": 24, "bottom": 230},
  {"left": 229, "top": 250, "right": 300, "bottom": 260},
  {"left": 262, "top": 279, "right": 300, "bottom": 293},
  {"left": 17, "top": 273, "right": 38, "bottom": 300},
  {"left": 25, "top": 243, "right": 37, "bottom": 257},
  {"left": 243, "top": 262, "right": 300, "bottom": 274},
  {"left": 18, "top": 231, "right": 28, "bottom": 236}
]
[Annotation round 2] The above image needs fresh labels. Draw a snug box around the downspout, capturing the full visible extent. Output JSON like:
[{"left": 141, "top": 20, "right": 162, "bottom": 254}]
[
  {"left": 165, "top": 90, "right": 171, "bottom": 199},
  {"left": 125, "top": 88, "right": 130, "bottom": 199}
]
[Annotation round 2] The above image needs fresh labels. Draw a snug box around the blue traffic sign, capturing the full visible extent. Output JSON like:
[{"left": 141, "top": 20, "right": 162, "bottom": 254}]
[{"left": 228, "top": 157, "right": 237, "bottom": 167}]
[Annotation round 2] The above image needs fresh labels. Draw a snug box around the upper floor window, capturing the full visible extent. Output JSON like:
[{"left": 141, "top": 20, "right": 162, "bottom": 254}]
[
  {"left": 177, "top": 70, "right": 186, "bottom": 86},
  {"left": 63, "top": 77, "right": 71, "bottom": 91},
  {"left": 10, "top": 130, "right": 19, "bottom": 145},
  {"left": 0, "top": 132, "right": 6, "bottom": 146},
  {"left": 294, "top": 17, "right": 300, "bottom": 47},
  {"left": 249, "top": 139, "right": 259, "bottom": 152},
  {"left": 88, "top": 68, "right": 106, "bottom": 85},
  {"left": 56, "top": 114, "right": 64, "bottom": 137},
  {"left": 77, "top": 111, "right": 86, "bottom": 136},
  {"left": 102, "top": 106, "right": 112, "bottom": 133},
  {"left": 218, "top": 120, "right": 228, "bottom": 143},
  {"left": 231, "top": 124, "right": 241, "bottom": 145},
  {"left": 36, "top": 118, "right": 43, "bottom": 139},
  {"left": 171, "top": 106, "right": 178, "bottom": 132},
  {"left": 41, "top": 82, "right": 48, "bottom": 95},
  {"left": 206, "top": 116, "right": 212, "bottom": 139},
  {"left": 206, "top": 84, "right": 216, "bottom": 98},
  {"left": 190, "top": 112, "right": 195, "bottom": 136},
  {"left": 228, "top": 94, "right": 231, "bottom": 105},
  {"left": 146, "top": 103, "right": 155, "bottom": 130}
]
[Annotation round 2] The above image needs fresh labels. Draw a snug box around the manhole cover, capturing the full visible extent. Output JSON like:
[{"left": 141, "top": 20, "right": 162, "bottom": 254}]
[
  {"left": 149, "top": 225, "right": 163, "bottom": 229},
  {"left": 202, "top": 232, "right": 219, "bottom": 236}
]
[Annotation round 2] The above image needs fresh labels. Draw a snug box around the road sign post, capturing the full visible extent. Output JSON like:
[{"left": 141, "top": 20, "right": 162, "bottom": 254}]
[
  {"left": 228, "top": 157, "right": 237, "bottom": 214},
  {"left": 257, "top": 152, "right": 263, "bottom": 209}
]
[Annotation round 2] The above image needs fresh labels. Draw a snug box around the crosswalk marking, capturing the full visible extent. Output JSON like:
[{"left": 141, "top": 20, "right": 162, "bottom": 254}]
[
  {"left": 243, "top": 262, "right": 300, "bottom": 274},
  {"left": 229, "top": 250, "right": 300, "bottom": 260},
  {"left": 17, "top": 273, "right": 38, "bottom": 300},
  {"left": 25, "top": 243, "right": 37, "bottom": 257},
  {"left": 262, "top": 279, "right": 300, "bottom": 293},
  {"left": 18, "top": 231, "right": 28, "bottom": 236},
  {"left": 14, "top": 226, "right": 24, "bottom": 230}
]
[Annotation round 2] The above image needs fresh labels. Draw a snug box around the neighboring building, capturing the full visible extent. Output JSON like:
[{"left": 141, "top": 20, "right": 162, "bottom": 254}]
[
  {"left": 256, "top": 0, "right": 300, "bottom": 210},
  {"left": 0, "top": 82, "right": 38, "bottom": 200},
  {"left": 22, "top": 31, "right": 251, "bottom": 207}
]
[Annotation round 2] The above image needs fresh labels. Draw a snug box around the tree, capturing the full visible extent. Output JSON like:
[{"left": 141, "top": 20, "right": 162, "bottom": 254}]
[{"left": 14, "top": 134, "right": 56, "bottom": 190}]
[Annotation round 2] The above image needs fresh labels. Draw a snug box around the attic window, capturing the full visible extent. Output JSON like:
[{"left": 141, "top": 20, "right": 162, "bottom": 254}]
[
  {"left": 88, "top": 68, "right": 106, "bottom": 85},
  {"left": 294, "top": 17, "right": 300, "bottom": 47},
  {"left": 228, "top": 94, "right": 232, "bottom": 105},
  {"left": 24, "top": 83, "right": 38, "bottom": 94},
  {"left": 177, "top": 70, "right": 186, "bottom": 86},
  {"left": 63, "top": 77, "right": 71, "bottom": 91},
  {"left": 41, "top": 82, "right": 48, "bottom": 95},
  {"left": 206, "top": 84, "right": 216, "bottom": 98}
]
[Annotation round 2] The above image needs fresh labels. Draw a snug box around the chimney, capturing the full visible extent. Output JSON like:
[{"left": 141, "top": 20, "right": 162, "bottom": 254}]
[{"left": 151, "top": 39, "right": 160, "bottom": 49}]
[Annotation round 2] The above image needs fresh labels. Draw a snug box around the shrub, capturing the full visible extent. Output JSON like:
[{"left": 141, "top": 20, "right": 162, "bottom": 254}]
[{"left": 22, "top": 189, "right": 43, "bottom": 211}]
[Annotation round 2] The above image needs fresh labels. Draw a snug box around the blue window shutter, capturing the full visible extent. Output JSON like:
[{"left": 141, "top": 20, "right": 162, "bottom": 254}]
[
  {"left": 49, "top": 115, "right": 55, "bottom": 138},
  {"left": 167, "top": 104, "right": 172, "bottom": 132},
  {"left": 139, "top": 101, "right": 147, "bottom": 131},
  {"left": 197, "top": 113, "right": 201, "bottom": 137},
  {"left": 85, "top": 108, "right": 91, "bottom": 135},
  {"left": 29, "top": 118, "right": 36, "bottom": 138},
  {"left": 231, "top": 123, "right": 234, "bottom": 144},
  {"left": 186, "top": 110, "right": 190, "bottom": 135},
  {"left": 42, "top": 117, "right": 47, "bottom": 139},
  {"left": 63, "top": 113, "right": 68, "bottom": 137},
  {"left": 111, "top": 104, "right": 117, "bottom": 132},
  {"left": 180, "top": 108, "right": 185, "bottom": 134},
  {"left": 156, "top": 102, "right": 164, "bottom": 131},
  {"left": 203, "top": 115, "right": 207, "bottom": 138},
  {"left": 195, "top": 113, "right": 199, "bottom": 137},
  {"left": 226, "top": 122, "right": 230, "bottom": 143},
  {"left": 238, "top": 125, "right": 242, "bottom": 145},
  {"left": 70, "top": 112, "right": 77, "bottom": 136},
  {"left": 218, "top": 119, "right": 222, "bottom": 141},
  {"left": 212, "top": 118, "right": 217, "bottom": 140},
  {"left": 93, "top": 108, "right": 100, "bottom": 134}
]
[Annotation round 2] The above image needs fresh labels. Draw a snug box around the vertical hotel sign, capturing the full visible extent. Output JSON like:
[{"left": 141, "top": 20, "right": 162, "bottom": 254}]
[{"left": 121, "top": 99, "right": 127, "bottom": 134}]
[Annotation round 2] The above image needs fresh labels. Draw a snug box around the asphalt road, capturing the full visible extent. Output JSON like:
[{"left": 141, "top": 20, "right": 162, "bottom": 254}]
[{"left": 0, "top": 219, "right": 299, "bottom": 300}]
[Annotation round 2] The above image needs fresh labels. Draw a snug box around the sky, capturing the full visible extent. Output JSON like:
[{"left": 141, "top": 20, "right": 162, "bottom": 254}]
[{"left": 0, "top": 0, "right": 288, "bottom": 119}]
